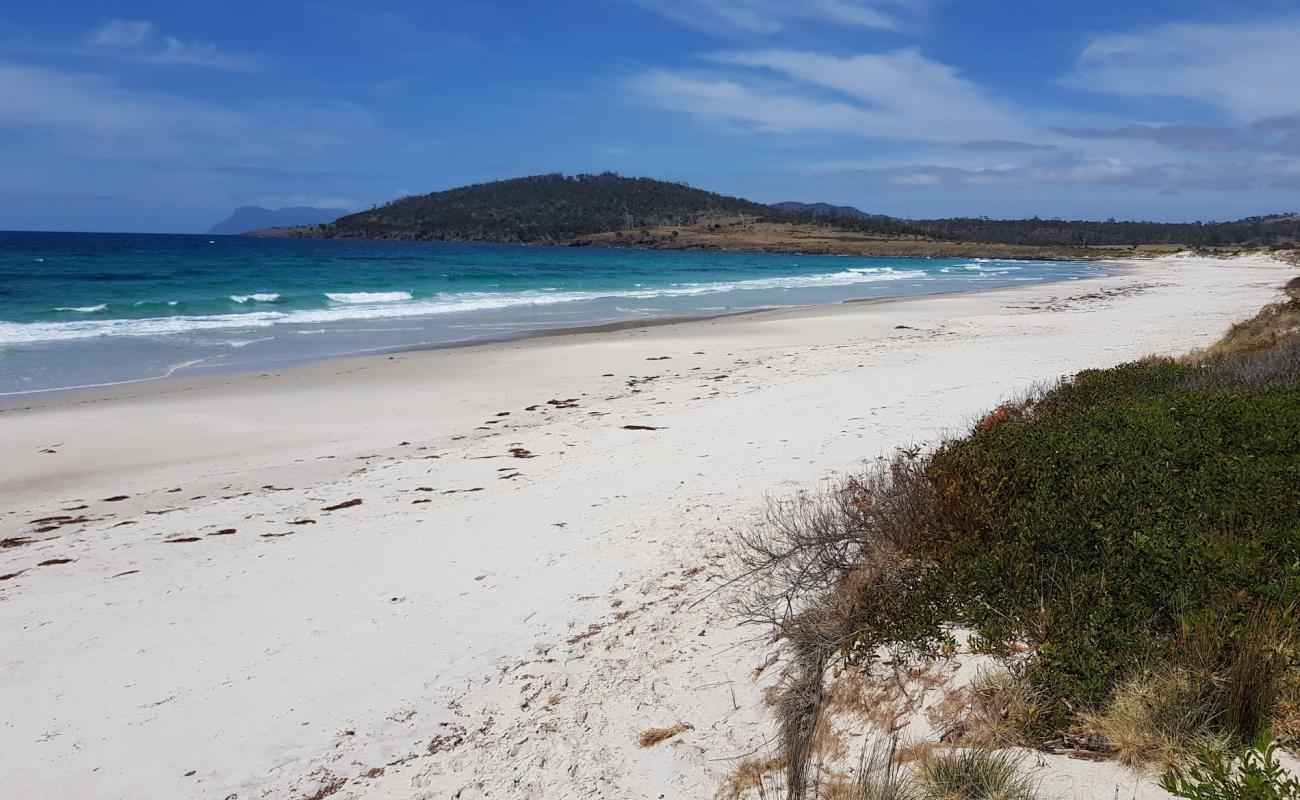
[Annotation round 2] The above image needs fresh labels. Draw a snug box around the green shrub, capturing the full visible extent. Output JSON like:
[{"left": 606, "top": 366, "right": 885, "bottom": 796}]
[
  {"left": 917, "top": 356, "right": 1300, "bottom": 718},
  {"left": 738, "top": 303, "right": 1300, "bottom": 783},
  {"left": 1162, "top": 742, "right": 1300, "bottom": 800},
  {"left": 822, "top": 335, "right": 1300, "bottom": 737}
]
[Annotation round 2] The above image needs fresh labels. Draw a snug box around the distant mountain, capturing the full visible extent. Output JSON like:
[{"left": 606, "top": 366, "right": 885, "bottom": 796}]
[
  {"left": 208, "top": 206, "right": 346, "bottom": 236},
  {"left": 769, "top": 201, "right": 885, "bottom": 221},
  {"left": 320, "top": 173, "right": 775, "bottom": 242}
]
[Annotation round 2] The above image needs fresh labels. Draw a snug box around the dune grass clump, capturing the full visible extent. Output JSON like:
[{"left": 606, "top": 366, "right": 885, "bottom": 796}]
[
  {"left": 950, "top": 669, "right": 1045, "bottom": 749},
  {"left": 916, "top": 748, "right": 1039, "bottom": 800},
  {"left": 1082, "top": 612, "right": 1295, "bottom": 771},
  {"left": 1082, "top": 668, "right": 1227, "bottom": 772},
  {"left": 1191, "top": 297, "right": 1300, "bottom": 359},
  {"left": 829, "top": 737, "right": 922, "bottom": 800}
]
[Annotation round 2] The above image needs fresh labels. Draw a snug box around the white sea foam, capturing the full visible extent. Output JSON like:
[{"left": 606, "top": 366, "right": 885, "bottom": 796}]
[
  {"left": 0, "top": 265, "right": 1032, "bottom": 346},
  {"left": 54, "top": 304, "right": 107, "bottom": 313},
  {"left": 325, "top": 291, "right": 414, "bottom": 303},
  {"left": 224, "top": 337, "right": 275, "bottom": 349},
  {"left": 0, "top": 358, "right": 208, "bottom": 397},
  {"left": 230, "top": 294, "right": 281, "bottom": 303}
]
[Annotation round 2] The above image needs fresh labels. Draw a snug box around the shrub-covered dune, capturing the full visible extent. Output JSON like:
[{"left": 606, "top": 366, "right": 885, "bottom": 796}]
[{"left": 734, "top": 292, "right": 1300, "bottom": 798}]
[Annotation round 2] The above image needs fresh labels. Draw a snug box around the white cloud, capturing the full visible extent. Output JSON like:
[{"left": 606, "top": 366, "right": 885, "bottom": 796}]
[
  {"left": 891, "top": 172, "right": 940, "bottom": 187},
  {"left": 711, "top": 48, "right": 1024, "bottom": 138},
  {"left": 249, "top": 194, "right": 355, "bottom": 210},
  {"left": 631, "top": 69, "right": 877, "bottom": 134},
  {"left": 0, "top": 62, "right": 253, "bottom": 158},
  {"left": 147, "top": 37, "right": 260, "bottom": 71},
  {"left": 84, "top": 19, "right": 260, "bottom": 71},
  {"left": 833, "top": 155, "right": 1300, "bottom": 192},
  {"left": 632, "top": 0, "right": 917, "bottom": 34},
  {"left": 629, "top": 48, "right": 1026, "bottom": 144},
  {"left": 87, "top": 20, "right": 154, "bottom": 49},
  {"left": 1066, "top": 17, "right": 1300, "bottom": 120},
  {"left": 0, "top": 62, "right": 368, "bottom": 160}
]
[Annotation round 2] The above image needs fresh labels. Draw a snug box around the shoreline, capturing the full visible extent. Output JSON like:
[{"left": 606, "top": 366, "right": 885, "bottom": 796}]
[
  {"left": 0, "top": 253, "right": 1292, "bottom": 800},
  {"left": 1, "top": 259, "right": 1125, "bottom": 411},
  {"left": 250, "top": 225, "right": 1220, "bottom": 262}
]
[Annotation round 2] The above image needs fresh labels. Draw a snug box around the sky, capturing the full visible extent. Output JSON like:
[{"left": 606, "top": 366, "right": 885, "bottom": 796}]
[{"left": 2, "top": 1, "right": 1299, "bottom": 232}]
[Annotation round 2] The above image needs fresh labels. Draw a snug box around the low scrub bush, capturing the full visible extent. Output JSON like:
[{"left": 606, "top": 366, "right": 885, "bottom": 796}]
[{"left": 920, "top": 354, "right": 1300, "bottom": 717}]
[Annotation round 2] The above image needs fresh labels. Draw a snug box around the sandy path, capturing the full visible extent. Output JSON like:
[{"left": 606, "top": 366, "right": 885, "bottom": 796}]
[{"left": 0, "top": 254, "right": 1290, "bottom": 799}]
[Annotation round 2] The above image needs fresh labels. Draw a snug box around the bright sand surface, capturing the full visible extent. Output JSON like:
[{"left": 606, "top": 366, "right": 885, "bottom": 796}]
[{"left": 0, "top": 254, "right": 1293, "bottom": 799}]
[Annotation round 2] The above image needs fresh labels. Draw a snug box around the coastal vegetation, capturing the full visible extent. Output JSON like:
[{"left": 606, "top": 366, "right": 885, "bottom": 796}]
[
  {"left": 279, "top": 173, "right": 1300, "bottom": 258},
  {"left": 731, "top": 287, "right": 1300, "bottom": 797}
]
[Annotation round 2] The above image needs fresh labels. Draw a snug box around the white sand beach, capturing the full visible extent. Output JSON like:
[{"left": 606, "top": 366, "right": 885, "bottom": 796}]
[{"left": 0, "top": 254, "right": 1292, "bottom": 800}]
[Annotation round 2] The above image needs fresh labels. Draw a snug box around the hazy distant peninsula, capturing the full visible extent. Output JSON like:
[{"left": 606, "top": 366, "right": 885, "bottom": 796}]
[
  {"left": 250, "top": 172, "right": 1300, "bottom": 259},
  {"left": 767, "top": 200, "right": 884, "bottom": 221},
  {"left": 209, "top": 206, "right": 346, "bottom": 236}
]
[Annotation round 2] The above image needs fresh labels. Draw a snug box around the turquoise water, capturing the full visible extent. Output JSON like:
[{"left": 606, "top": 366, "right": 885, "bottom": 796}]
[{"left": 0, "top": 232, "right": 1103, "bottom": 394}]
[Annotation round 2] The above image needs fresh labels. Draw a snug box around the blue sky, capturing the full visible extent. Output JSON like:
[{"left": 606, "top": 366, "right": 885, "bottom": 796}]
[{"left": 2, "top": 1, "right": 1299, "bottom": 232}]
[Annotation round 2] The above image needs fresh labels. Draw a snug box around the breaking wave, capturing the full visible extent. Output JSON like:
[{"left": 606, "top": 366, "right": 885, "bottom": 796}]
[{"left": 0, "top": 265, "right": 1050, "bottom": 346}]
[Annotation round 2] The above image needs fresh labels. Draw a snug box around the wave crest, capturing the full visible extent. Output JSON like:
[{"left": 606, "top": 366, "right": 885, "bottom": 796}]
[
  {"left": 325, "top": 291, "right": 413, "bottom": 304},
  {"left": 54, "top": 304, "right": 107, "bottom": 313}
]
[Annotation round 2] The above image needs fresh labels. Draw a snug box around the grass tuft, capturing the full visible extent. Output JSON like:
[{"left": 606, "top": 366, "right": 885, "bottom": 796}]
[
  {"left": 638, "top": 722, "right": 693, "bottom": 748},
  {"left": 916, "top": 748, "right": 1039, "bottom": 800},
  {"left": 835, "top": 736, "right": 923, "bottom": 800},
  {"left": 949, "top": 668, "right": 1045, "bottom": 748},
  {"left": 714, "top": 753, "right": 787, "bottom": 800},
  {"left": 1082, "top": 611, "right": 1295, "bottom": 770}
]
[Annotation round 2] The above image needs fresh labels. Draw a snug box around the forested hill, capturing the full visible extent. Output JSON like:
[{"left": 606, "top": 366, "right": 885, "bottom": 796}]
[
  {"left": 288, "top": 172, "right": 1299, "bottom": 252},
  {"left": 321, "top": 173, "right": 773, "bottom": 242},
  {"left": 849, "top": 213, "right": 1300, "bottom": 248}
]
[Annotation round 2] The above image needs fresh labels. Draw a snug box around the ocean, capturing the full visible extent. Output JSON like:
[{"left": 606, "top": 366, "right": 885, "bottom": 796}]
[{"left": 0, "top": 231, "right": 1104, "bottom": 395}]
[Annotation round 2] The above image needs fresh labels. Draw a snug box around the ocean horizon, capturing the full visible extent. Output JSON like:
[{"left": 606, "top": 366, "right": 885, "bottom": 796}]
[{"left": 0, "top": 231, "right": 1102, "bottom": 394}]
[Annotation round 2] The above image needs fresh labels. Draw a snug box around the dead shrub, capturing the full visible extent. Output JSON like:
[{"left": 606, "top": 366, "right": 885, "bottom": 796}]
[
  {"left": 729, "top": 451, "right": 938, "bottom": 634},
  {"left": 729, "top": 452, "right": 946, "bottom": 799}
]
